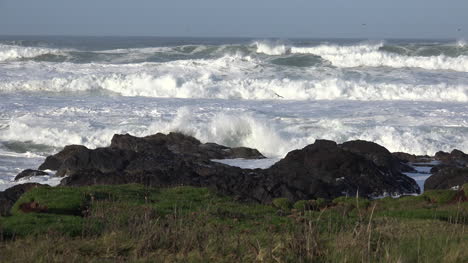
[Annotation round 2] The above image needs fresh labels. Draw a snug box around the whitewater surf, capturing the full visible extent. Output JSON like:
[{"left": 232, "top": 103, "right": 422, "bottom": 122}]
[{"left": 0, "top": 36, "right": 467, "bottom": 189}]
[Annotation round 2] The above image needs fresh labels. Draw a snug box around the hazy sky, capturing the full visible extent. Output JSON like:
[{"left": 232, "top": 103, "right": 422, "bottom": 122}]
[{"left": 1, "top": 0, "right": 467, "bottom": 39}]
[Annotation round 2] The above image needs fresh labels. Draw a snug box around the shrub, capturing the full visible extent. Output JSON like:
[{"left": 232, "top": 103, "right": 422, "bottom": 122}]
[
  {"left": 315, "top": 198, "right": 328, "bottom": 209},
  {"left": 332, "top": 196, "right": 371, "bottom": 209},
  {"left": 272, "top": 198, "right": 292, "bottom": 211},
  {"left": 306, "top": 198, "right": 329, "bottom": 211},
  {"left": 293, "top": 200, "right": 309, "bottom": 211},
  {"left": 422, "top": 190, "right": 458, "bottom": 204}
]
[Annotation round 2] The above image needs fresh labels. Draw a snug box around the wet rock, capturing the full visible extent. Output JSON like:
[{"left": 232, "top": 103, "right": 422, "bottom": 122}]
[
  {"left": 340, "top": 140, "right": 415, "bottom": 173},
  {"left": 434, "top": 149, "right": 468, "bottom": 167},
  {"left": 0, "top": 183, "right": 44, "bottom": 216},
  {"left": 268, "top": 140, "right": 420, "bottom": 200},
  {"left": 14, "top": 169, "right": 49, "bottom": 181},
  {"left": 424, "top": 167, "right": 468, "bottom": 191},
  {"left": 111, "top": 132, "right": 265, "bottom": 159},
  {"left": 46, "top": 134, "right": 420, "bottom": 203},
  {"left": 392, "top": 152, "right": 432, "bottom": 164},
  {"left": 39, "top": 145, "right": 89, "bottom": 171},
  {"left": 55, "top": 147, "right": 137, "bottom": 177}
]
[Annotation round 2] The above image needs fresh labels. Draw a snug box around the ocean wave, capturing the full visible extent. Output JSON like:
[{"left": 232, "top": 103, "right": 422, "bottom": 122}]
[
  {"left": 291, "top": 43, "right": 468, "bottom": 72},
  {"left": 254, "top": 41, "right": 290, "bottom": 55},
  {"left": 1, "top": 107, "right": 467, "bottom": 158},
  {"left": 0, "top": 44, "right": 68, "bottom": 62},
  {"left": 1, "top": 72, "right": 467, "bottom": 102},
  {"left": 252, "top": 41, "right": 468, "bottom": 72}
]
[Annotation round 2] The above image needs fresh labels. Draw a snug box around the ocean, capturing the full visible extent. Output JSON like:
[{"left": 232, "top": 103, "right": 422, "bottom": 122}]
[{"left": 0, "top": 36, "right": 467, "bottom": 191}]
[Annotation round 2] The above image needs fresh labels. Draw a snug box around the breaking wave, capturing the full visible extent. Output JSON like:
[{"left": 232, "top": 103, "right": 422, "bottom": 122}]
[
  {"left": 254, "top": 41, "right": 290, "bottom": 55},
  {"left": 3, "top": 41, "right": 468, "bottom": 72},
  {"left": 2, "top": 106, "right": 468, "bottom": 158},
  {"left": 1, "top": 55, "right": 467, "bottom": 102},
  {"left": 0, "top": 44, "right": 68, "bottom": 62},
  {"left": 252, "top": 41, "right": 468, "bottom": 72},
  {"left": 291, "top": 43, "right": 468, "bottom": 72}
]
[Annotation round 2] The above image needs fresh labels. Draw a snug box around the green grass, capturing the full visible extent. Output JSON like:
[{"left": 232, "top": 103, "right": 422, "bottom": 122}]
[
  {"left": 422, "top": 189, "right": 459, "bottom": 204},
  {"left": 11, "top": 186, "right": 86, "bottom": 216},
  {"left": 0, "top": 184, "right": 467, "bottom": 262}
]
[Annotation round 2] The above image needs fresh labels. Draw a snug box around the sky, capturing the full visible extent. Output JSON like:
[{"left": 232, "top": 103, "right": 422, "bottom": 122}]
[{"left": 0, "top": 0, "right": 467, "bottom": 39}]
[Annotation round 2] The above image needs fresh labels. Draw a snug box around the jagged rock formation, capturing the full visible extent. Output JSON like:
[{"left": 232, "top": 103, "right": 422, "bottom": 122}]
[
  {"left": 32, "top": 133, "right": 420, "bottom": 202},
  {"left": 423, "top": 149, "right": 468, "bottom": 191}
]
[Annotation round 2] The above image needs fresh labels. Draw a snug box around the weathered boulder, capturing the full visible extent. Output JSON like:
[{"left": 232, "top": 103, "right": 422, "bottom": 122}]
[
  {"left": 0, "top": 183, "right": 44, "bottom": 216},
  {"left": 39, "top": 145, "right": 138, "bottom": 178},
  {"left": 55, "top": 147, "right": 137, "bottom": 177},
  {"left": 424, "top": 167, "right": 468, "bottom": 190},
  {"left": 434, "top": 149, "right": 468, "bottom": 167},
  {"left": 340, "top": 140, "right": 415, "bottom": 173},
  {"left": 111, "top": 132, "right": 265, "bottom": 159},
  {"left": 392, "top": 152, "right": 432, "bottom": 164},
  {"left": 268, "top": 140, "right": 420, "bottom": 200},
  {"left": 14, "top": 169, "right": 49, "bottom": 181},
  {"left": 39, "top": 145, "right": 88, "bottom": 171}
]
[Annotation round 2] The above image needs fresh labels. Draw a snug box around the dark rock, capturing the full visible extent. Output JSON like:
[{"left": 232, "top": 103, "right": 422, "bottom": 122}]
[
  {"left": 424, "top": 167, "right": 468, "bottom": 190},
  {"left": 392, "top": 152, "right": 432, "bottom": 164},
  {"left": 39, "top": 145, "right": 88, "bottom": 171},
  {"left": 55, "top": 147, "right": 136, "bottom": 177},
  {"left": 47, "top": 133, "right": 420, "bottom": 203},
  {"left": 0, "top": 183, "right": 44, "bottom": 216},
  {"left": 434, "top": 149, "right": 468, "bottom": 167},
  {"left": 340, "top": 140, "right": 415, "bottom": 173},
  {"left": 430, "top": 164, "right": 452, "bottom": 174},
  {"left": 14, "top": 169, "right": 49, "bottom": 181},
  {"left": 111, "top": 132, "right": 265, "bottom": 159},
  {"left": 268, "top": 140, "right": 420, "bottom": 200}
]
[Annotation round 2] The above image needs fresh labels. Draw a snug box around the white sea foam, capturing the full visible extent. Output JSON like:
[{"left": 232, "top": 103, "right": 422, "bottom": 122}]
[
  {"left": 255, "top": 41, "right": 290, "bottom": 55},
  {"left": 96, "top": 47, "right": 174, "bottom": 54},
  {"left": 1, "top": 38, "right": 468, "bottom": 192},
  {"left": 291, "top": 43, "right": 468, "bottom": 72},
  {"left": 0, "top": 44, "right": 66, "bottom": 62},
  {"left": 2, "top": 101, "right": 467, "bottom": 160},
  {"left": 0, "top": 174, "right": 63, "bottom": 192},
  {"left": 1, "top": 57, "right": 467, "bottom": 102},
  {"left": 457, "top": 39, "right": 466, "bottom": 48}
]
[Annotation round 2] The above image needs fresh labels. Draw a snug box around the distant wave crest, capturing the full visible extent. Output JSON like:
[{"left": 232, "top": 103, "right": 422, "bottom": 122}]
[
  {"left": 253, "top": 41, "right": 468, "bottom": 72},
  {"left": 1, "top": 56, "right": 467, "bottom": 102},
  {"left": 254, "top": 41, "right": 291, "bottom": 55},
  {"left": 291, "top": 43, "right": 468, "bottom": 72},
  {"left": 0, "top": 44, "right": 67, "bottom": 62}
]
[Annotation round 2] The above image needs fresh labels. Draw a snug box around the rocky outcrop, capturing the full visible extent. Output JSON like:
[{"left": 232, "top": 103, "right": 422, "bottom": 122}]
[
  {"left": 340, "top": 140, "right": 415, "bottom": 173},
  {"left": 422, "top": 149, "right": 468, "bottom": 191},
  {"left": 392, "top": 152, "right": 432, "bottom": 164},
  {"left": 38, "top": 132, "right": 265, "bottom": 178},
  {"left": 110, "top": 132, "right": 265, "bottom": 160},
  {"left": 14, "top": 169, "right": 49, "bottom": 181},
  {"left": 45, "top": 133, "right": 420, "bottom": 202},
  {"left": 268, "top": 140, "right": 419, "bottom": 200},
  {"left": 434, "top": 149, "right": 468, "bottom": 167},
  {"left": 39, "top": 145, "right": 89, "bottom": 171},
  {"left": 0, "top": 183, "right": 43, "bottom": 216},
  {"left": 424, "top": 167, "right": 468, "bottom": 191}
]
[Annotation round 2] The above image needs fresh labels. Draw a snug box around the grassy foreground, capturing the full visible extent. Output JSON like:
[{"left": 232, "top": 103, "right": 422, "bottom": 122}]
[{"left": 0, "top": 184, "right": 467, "bottom": 263}]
